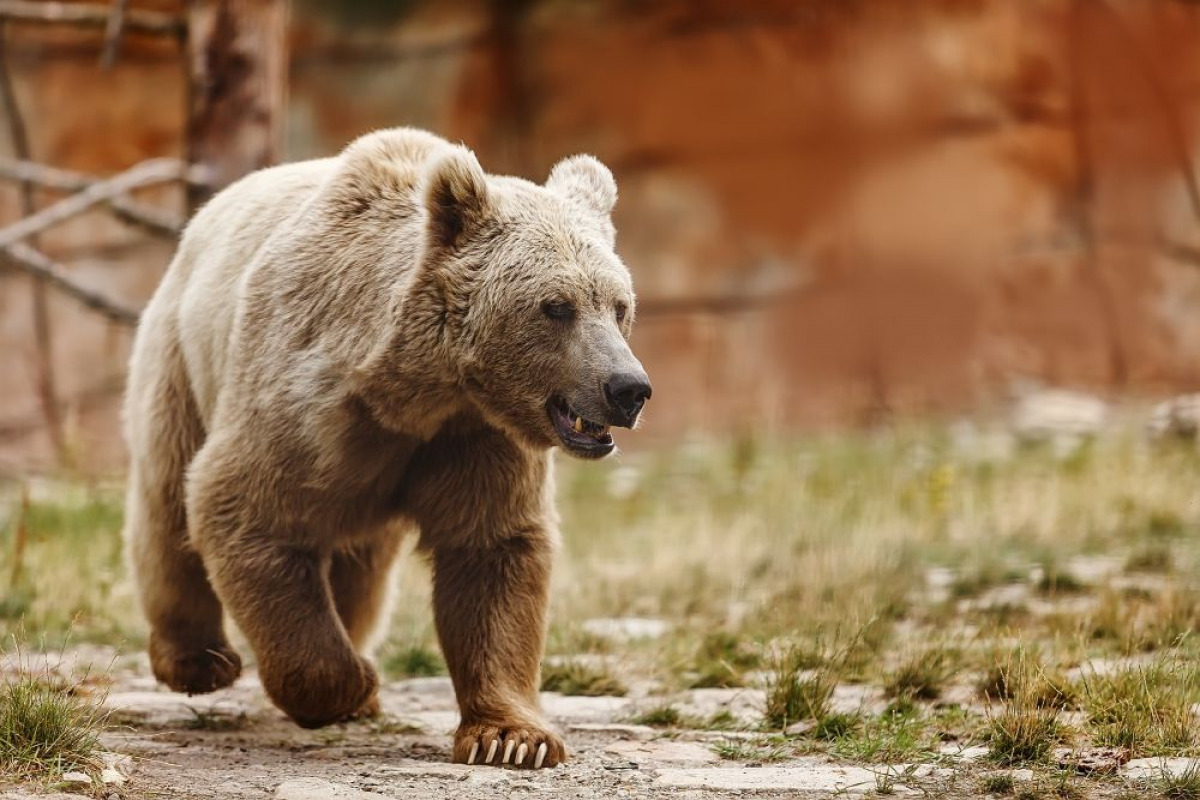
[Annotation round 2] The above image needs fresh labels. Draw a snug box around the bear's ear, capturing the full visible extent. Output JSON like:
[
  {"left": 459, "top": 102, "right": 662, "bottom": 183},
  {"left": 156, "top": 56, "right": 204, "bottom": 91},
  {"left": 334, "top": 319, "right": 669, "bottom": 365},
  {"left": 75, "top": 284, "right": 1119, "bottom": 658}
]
[
  {"left": 547, "top": 155, "right": 617, "bottom": 218},
  {"left": 421, "top": 146, "right": 492, "bottom": 250}
]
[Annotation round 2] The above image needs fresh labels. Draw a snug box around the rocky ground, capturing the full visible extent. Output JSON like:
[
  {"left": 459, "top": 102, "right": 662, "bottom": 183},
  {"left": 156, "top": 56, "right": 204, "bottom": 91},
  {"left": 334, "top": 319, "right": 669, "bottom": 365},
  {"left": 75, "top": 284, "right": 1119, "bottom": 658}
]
[{"left": 1, "top": 646, "right": 1197, "bottom": 800}]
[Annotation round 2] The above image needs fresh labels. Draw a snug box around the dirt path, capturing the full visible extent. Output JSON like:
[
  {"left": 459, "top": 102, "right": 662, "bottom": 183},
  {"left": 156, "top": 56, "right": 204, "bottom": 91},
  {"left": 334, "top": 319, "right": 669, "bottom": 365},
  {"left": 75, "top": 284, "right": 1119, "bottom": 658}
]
[
  {"left": 0, "top": 648, "right": 926, "bottom": 800},
  {"left": 4, "top": 648, "right": 1195, "bottom": 799}
]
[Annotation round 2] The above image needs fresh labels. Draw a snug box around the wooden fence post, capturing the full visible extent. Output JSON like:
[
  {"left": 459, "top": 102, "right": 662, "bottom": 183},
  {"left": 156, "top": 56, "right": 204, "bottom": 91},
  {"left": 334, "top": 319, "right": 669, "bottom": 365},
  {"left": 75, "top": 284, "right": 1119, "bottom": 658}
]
[{"left": 185, "top": 0, "right": 288, "bottom": 210}]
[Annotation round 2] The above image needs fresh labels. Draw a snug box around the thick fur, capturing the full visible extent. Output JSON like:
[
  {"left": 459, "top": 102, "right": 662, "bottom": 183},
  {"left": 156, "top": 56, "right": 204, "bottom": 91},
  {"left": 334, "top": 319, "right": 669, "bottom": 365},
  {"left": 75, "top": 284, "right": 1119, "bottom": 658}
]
[{"left": 122, "top": 128, "right": 645, "bottom": 767}]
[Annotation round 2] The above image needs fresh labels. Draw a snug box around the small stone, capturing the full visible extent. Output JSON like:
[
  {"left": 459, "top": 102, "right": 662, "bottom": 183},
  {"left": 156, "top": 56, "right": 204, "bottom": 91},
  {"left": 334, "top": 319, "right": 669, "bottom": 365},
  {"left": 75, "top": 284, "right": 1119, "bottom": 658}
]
[
  {"left": 100, "top": 767, "right": 125, "bottom": 785},
  {"left": 1148, "top": 394, "right": 1200, "bottom": 441},
  {"left": 938, "top": 744, "right": 989, "bottom": 762},
  {"left": 1055, "top": 746, "right": 1127, "bottom": 775},
  {"left": 783, "top": 720, "right": 815, "bottom": 736},
  {"left": 1011, "top": 389, "right": 1106, "bottom": 448},
  {"left": 1123, "top": 757, "right": 1200, "bottom": 781},
  {"left": 60, "top": 771, "right": 90, "bottom": 784}
]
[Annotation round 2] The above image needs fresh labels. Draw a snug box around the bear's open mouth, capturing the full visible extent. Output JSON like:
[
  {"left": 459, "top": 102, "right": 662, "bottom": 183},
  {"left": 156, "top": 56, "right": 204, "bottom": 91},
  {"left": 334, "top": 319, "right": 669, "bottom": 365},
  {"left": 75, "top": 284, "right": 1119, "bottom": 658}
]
[{"left": 547, "top": 397, "right": 614, "bottom": 457}]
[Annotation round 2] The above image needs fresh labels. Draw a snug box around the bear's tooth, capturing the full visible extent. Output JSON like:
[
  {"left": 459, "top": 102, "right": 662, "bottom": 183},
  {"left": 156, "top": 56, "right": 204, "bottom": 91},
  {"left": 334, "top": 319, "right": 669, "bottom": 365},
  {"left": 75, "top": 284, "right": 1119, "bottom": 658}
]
[{"left": 573, "top": 416, "right": 584, "bottom": 433}]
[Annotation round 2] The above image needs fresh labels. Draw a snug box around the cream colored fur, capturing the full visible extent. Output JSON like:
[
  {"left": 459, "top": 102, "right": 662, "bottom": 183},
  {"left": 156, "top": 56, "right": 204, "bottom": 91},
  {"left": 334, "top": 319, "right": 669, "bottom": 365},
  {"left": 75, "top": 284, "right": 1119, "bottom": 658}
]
[{"left": 122, "top": 127, "right": 647, "bottom": 768}]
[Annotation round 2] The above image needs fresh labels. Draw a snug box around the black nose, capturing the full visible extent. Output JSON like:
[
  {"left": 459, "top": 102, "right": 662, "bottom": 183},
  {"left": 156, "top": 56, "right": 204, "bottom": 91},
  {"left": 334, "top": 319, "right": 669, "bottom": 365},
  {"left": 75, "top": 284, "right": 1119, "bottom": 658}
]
[{"left": 604, "top": 372, "right": 652, "bottom": 424}]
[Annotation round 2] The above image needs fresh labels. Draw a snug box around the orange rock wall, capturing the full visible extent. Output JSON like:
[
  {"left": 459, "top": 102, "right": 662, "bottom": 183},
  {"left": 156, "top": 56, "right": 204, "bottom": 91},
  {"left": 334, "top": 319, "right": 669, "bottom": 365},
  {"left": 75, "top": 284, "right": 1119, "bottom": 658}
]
[{"left": 2, "top": 0, "right": 1199, "bottom": 472}]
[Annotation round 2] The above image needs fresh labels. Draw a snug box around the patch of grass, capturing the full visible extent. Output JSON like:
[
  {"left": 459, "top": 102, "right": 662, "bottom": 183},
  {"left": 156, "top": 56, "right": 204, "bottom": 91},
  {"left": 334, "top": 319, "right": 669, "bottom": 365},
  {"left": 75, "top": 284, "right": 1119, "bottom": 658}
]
[
  {"left": 764, "top": 648, "right": 837, "bottom": 729},
  {"left": 0, "top": 489, "right": 135, "bottom": 644},
  {"left": 1033, "top": 561, "right": 1087, "bottom": 596},
  {"left": 1049, "top": 774, "right": 1086, "bottom": 800},
  {"left": 983, "top": 773, "right": 1017, "bottom": 794},
  {"left": 1079, "top": 659, "right": 1198, "bottom": 754},
  {"left": 703, "top": 710, "right": 742, "bottom": 730},
  {"left": 831, "top": 706, "right": 933, "bottom": 763},
  {"left": 540, "top": 660, "right": 627, "bottom": 697},
  {"left": 365, "top": 715, "right": 424, "bottom": 735},
  {"left": 1124, "top": 544, "right": 1173, "bottom": 574},
  {"left": 985, "top": 701, "right": 1063, "bottom": 766},
  {"left": 978, "top": 651, "right": 1077, "bottom": 710},
  {"left": 984, "top": 652, "right": 1066, "bottom": 768},
  {"left": 710, "top": 735, "right": 791, "bottom": 763},
  {"left": 629, "top": 704, "right": 683, "bottom": 728},
  {"left": 0, "top": 669, "right": 107, "bottom": 780},
  {"left": 1160, "top": 760, "right": 1200, "bottom": 800},
  {"left": 871, "top": 764, "right": 919, "bottom": 796},
  {"left": 687, "top": 630, "right": 760, "bottom": 688},
  {"left": 951, "top": 560, "right": 1027, "bottom": 600},
  {"left": 813, "top": 711, "right": 861, "bottom": 741},
  {"left": 884, "top": 646, "right": 958, "bottom": 700},
  {"left": 381, "top": 644, "right": 445, "bottom": 678}
]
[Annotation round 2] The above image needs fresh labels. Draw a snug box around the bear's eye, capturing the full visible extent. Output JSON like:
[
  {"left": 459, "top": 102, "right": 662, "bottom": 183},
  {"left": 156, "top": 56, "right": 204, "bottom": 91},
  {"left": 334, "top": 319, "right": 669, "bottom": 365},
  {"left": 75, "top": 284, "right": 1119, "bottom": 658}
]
[
  {"left": 542, "top": 299, "right": 575, "bottom": 322},
  {"left": 615, "top": 303, "right": 628, "bottom": 324}
]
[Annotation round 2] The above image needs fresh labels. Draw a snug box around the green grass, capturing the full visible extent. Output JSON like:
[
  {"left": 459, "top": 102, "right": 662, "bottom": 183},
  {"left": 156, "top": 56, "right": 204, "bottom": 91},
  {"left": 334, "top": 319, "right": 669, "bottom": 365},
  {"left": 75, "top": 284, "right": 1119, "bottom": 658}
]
[
  {"left": 381, "top": 643, "right": 445, "bottom": 678},
  {"left": 539, "top": 660, "right": 627, "bottom": 697},
  {"left": 977, "top": 649, "right": 1077, "bottom": 710},
  {"left": 0, "top": 668, "right": 107, "bottom": 780},
  {"left": 4, "top": 426, "right": 1200, "bottom": 788},
  {"left": 830, "top": 706, "right": 935, "bottom": 763},
  {"left": 1160, "top": 761, "right": 1200, "bottom": 800},
  {"left": 983, "top": 773, "right": 1017, "bottom": 794},
  {"left": 0, "top": 487, "right": 136, "bottom": 645},
  {"left": 1078, "top": 658, "right": 1198, "bottom": 754},
  {"left": 985, "top": 701, "right": 1063, "bottom": 766},
  {"left": 764, "top": 644, "right": 838, "bottom": 729},
  {"left": 884, "top": 645, "right": 959, "bottom": 701},
  {"left": 710, "top": 735, "right": 792, "bottom": 763},
  {"left": 629, "top": 704, "right": 684, "bottom": 727}
]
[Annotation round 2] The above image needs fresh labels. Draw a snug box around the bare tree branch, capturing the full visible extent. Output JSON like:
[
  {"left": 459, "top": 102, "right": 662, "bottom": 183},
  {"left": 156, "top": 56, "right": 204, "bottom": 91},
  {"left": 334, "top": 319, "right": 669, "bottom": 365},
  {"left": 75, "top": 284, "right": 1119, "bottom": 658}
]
[
  {"left": 0, "top": 21, "right": 67, "bottom": 459},
  {"left": 0, "top": 157, "right": 186, "bottom": 236},
  {"left": 0, "top": 0, "right": 182, "bottom": 35},
  {"left": 100, "top": 0, "right": 130, "bottom": 68},
  {"left": 0, "top": 158, "right": 204, "bottom": 248},
  {"left": 1, "top": 242, "right": 139, "bottom": 325}
]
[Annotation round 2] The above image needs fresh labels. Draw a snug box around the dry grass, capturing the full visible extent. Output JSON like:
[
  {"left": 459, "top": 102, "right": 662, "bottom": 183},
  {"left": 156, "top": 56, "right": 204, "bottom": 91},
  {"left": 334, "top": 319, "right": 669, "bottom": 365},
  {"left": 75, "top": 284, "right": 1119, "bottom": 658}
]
[
  {"left": 0, "top": 649, "right": 108, "bottom": 781},
  {"left": 539, "top": 659, "right": 627, "bottom": 697},
  {"left": 2, "top": 424, "right": 1199, "bottom": 785}
]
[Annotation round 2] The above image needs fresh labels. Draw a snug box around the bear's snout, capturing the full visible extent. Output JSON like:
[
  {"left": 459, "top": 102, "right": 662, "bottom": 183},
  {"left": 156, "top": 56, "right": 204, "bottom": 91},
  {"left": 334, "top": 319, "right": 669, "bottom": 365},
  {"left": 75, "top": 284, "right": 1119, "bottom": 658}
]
[{"left": 603, "top": 371, "right": 652, "bottom": 427}]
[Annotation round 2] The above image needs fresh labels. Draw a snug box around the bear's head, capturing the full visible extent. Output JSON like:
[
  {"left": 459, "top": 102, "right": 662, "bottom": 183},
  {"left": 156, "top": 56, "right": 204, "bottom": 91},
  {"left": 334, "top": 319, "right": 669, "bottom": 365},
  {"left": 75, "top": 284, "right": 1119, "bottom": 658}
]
[{"left": 417, "top": 146, "right": 650, "bottom": 459}]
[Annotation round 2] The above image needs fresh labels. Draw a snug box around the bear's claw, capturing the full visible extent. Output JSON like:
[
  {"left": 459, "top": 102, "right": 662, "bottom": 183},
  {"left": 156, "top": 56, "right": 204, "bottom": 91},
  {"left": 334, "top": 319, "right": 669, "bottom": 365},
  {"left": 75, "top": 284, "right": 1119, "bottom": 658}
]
[{"left": 456, "top": 721, "right": 565, "bottom": 769}]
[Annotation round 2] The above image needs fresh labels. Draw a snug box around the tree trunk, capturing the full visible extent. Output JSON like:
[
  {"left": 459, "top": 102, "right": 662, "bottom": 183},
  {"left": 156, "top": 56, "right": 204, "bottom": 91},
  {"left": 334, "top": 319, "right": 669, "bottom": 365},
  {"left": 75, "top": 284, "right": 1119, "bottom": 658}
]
[{"left": 185, "top": 0, "right": 289, "bottom": 211}]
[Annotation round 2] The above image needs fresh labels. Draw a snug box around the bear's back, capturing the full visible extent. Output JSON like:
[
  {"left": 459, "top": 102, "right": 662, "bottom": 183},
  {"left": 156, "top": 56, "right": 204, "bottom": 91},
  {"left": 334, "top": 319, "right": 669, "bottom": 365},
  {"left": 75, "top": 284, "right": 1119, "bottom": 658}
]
[{"left": 171, "top": 129, "right": 454, "bottom": 425}]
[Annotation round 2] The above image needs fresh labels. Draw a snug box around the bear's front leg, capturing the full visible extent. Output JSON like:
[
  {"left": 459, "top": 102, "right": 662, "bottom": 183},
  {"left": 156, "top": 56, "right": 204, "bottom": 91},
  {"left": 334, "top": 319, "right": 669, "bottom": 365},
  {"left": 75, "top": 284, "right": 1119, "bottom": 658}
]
[
  {"left": 197, "top": 530, "right": 380, "bottom": 728},
  {"left": 432, "top": 534, "right": 566, "bottom": 769}
]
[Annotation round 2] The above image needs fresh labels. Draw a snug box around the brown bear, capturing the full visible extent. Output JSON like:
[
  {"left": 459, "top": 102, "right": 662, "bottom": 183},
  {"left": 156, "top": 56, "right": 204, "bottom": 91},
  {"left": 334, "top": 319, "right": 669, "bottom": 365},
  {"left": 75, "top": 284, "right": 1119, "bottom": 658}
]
[{"left": 121, "top": 127, "right": 650, "bottom": 769}]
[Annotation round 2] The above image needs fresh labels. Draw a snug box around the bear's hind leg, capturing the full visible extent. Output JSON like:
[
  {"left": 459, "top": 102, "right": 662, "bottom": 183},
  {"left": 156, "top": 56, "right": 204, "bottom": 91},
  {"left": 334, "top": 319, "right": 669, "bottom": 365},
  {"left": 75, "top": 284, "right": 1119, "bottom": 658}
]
[
  {"left": 187, "top": 465, "right": 379, "bottom": 729},
  {"left": 329, "top": 534, "right": 403, "bottom": 653},
  {"left": 124, "top": 333, "right": 241, "bottom": 695}
]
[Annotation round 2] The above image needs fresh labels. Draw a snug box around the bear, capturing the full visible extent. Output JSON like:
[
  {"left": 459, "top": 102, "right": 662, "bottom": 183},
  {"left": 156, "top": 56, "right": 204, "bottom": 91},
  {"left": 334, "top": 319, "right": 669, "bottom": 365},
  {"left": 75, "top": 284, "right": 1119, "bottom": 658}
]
[{"left": 121, "top": 127, "right": 651, "bottom": 769}]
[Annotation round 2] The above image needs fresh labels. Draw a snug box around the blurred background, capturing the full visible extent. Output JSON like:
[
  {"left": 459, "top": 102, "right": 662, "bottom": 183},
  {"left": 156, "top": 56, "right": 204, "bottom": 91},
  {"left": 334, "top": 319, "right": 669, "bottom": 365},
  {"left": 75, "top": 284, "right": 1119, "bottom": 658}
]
[
  {"left": 0, "top": 5, "right": 1199, "bottom": 792},
  {"left": 2, "top": 0, "right": 1199, "bottom": 476}
]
